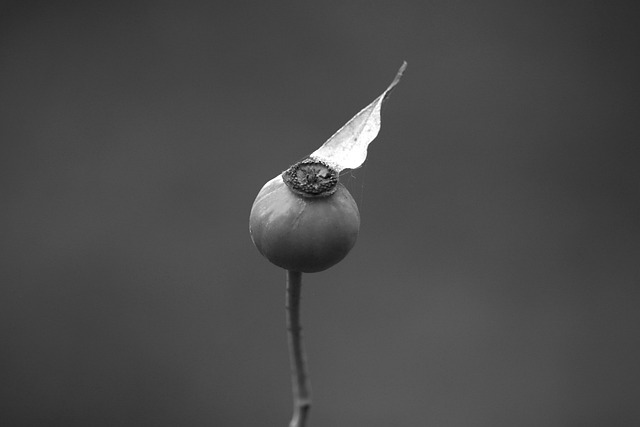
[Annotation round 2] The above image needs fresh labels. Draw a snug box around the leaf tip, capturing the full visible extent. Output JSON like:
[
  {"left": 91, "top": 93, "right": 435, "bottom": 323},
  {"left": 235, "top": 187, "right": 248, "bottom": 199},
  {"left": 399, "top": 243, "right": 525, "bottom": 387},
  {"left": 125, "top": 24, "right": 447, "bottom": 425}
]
[
  {"left": 398, "top": 60, "right": 408, "bottom": 77},
  {"left": 385, "top": 61, "right": 407, "bottom": 93}
]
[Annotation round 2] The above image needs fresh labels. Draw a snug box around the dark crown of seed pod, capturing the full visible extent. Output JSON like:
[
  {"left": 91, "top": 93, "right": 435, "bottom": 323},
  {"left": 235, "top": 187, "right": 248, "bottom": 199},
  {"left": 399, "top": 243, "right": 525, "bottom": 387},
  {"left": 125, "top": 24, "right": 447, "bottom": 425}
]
[{"left": 282, "top": 158, "right": 339, "bottom": 197}]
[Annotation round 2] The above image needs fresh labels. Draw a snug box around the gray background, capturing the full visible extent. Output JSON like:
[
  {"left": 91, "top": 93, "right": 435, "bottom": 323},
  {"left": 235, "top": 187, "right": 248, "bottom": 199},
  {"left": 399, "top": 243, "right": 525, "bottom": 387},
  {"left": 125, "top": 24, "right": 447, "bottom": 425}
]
[{"left": 2, "top": 1, "right": 639, "bottom": 426}]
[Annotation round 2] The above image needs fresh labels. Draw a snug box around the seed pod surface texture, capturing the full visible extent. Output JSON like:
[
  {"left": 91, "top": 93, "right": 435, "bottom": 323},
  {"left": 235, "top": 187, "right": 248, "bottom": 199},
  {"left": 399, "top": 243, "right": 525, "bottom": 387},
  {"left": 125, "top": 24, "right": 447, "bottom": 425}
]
[{"left": 249, "top": 162, "right": 360, "bottom": 273}]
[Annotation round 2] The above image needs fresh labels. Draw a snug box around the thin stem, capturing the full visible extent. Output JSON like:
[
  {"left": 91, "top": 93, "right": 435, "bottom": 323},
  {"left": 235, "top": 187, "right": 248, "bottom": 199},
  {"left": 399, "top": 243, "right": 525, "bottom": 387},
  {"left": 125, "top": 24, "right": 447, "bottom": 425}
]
[{"left": 286, "top": 270, "right": 311, "bottom": 427}]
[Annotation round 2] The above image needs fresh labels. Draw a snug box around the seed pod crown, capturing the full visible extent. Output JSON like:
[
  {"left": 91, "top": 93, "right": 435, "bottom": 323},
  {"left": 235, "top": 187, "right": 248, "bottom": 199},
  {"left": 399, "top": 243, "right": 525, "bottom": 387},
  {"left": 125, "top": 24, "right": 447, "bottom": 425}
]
[{"left": 282, "top": 159, "right": 339, "bottom": 197}]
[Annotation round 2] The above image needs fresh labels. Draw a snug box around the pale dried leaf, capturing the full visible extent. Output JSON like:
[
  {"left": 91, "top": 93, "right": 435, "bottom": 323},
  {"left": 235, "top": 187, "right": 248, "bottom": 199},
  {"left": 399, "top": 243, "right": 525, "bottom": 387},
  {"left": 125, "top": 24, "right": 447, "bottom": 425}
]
[{"left": 309, "top": 61, "right": 407, "bottom": 172}]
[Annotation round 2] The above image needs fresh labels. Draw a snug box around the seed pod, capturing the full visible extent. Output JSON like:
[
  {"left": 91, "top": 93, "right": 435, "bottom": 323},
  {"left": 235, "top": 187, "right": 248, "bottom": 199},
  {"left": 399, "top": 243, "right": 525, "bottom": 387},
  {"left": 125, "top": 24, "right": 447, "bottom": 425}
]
[
  {"left": 249, "top": 159, "right": 360, "bottom": 273},
  {"left": 249, "top": 62, "right": 405, "bottom": 273}
]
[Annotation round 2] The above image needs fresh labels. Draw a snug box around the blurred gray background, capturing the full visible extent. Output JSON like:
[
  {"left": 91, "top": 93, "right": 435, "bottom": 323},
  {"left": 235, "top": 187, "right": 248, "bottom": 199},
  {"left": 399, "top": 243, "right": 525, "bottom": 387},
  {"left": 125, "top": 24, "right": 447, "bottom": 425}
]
[{"left": 1, "top": 1, "right": 639, "bottom": 426}]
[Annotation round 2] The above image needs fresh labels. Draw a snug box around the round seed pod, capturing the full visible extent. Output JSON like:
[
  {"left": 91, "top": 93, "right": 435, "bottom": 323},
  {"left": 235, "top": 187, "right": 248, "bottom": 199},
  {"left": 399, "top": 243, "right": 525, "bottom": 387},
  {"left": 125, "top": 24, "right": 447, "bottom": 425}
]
[{"left": 249, "top": 160, "right": 360, "bottom": 273}]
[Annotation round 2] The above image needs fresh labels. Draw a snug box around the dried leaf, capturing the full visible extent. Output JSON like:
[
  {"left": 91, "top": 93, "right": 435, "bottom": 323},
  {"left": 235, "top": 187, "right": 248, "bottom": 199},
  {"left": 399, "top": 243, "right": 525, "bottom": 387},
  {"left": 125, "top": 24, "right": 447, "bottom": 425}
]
[{"left": 310, "top": 61, "right": 407, "bottom": 172}]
